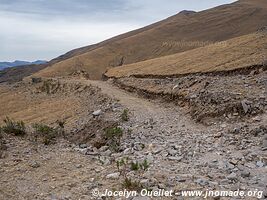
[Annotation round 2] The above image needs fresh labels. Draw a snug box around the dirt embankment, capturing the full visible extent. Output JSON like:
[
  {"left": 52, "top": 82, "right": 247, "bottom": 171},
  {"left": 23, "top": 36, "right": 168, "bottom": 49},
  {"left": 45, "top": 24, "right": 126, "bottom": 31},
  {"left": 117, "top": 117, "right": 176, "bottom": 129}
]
[
  {"left": 0, "top": 77, "right": 130, "bottom": 149},
  {"left": 0, "top": 78, "right": 118, "bottom": 130},
  {"left": 112, "top": 69, "right": 267, "bottom": 124}
]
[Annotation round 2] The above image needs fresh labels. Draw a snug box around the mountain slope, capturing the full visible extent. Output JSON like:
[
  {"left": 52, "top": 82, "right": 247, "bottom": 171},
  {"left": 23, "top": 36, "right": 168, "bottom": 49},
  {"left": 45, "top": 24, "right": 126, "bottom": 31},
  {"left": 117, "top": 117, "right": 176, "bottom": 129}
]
[
  {"left": 34, "top": 0, "right": 267, "bottom": 80},
  {"left": 0, "top": 64, "right": 48, "bottom": 83},
  {"left": 105, "top": 32, "right": 267, "bottom": 78}
]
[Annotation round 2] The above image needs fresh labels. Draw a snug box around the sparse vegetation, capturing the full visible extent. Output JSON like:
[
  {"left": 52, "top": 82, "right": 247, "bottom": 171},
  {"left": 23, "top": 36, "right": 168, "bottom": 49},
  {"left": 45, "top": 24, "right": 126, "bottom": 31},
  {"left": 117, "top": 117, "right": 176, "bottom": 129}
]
[
  {"left": 120, "top": 109, "right": 129, "bottom": 122},
  {"left": 105, "top": 126, "right": 123, "bottom": 138},
  {"left": 141, "top": 159, "right": 149, "bottom": 171},
  {"left": 104, "top": 126, "right": 123, "bottom": 152},
  {"left": 117, "top": 157, "right": 150, "bottom": 176},
  {"left": 2, "top": 117, "right": 26, "bottom": 136},
  {"left": 117, "top": 158, "right": 142, "bottom": 191},
  {"left": 116, "top": 158, "right": 128, "bottom": 176},
  {"left": 122, "top": 177, "right": 142, "bottom": 191},
  {"left": 130, "top": 161, "right": 140, "bottom": 171},
  {"left": 130, "top": 159, "right": 150, "bottom": 171},
  {"left": 116, "top": 157, "right": 150, "bottom": 191},
  {"left": 32, "top": 123, "right": 58, "bottom": 145},
  {"left": 32, "top": 120, "right": 65, "bottom": 145}
]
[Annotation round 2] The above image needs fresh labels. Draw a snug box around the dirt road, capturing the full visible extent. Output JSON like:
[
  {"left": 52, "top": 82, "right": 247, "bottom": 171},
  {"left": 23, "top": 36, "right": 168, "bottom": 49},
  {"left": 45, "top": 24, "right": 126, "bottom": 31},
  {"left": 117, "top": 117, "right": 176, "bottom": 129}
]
[{"left": 0, "top": 78, "right": 266, "bottom": 200}]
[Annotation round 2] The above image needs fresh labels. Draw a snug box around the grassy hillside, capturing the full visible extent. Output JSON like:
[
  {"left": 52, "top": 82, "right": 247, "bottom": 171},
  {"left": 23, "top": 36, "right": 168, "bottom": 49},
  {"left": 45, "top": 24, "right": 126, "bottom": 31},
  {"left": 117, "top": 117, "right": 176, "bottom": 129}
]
[
  {"left": 106, "top": 33, "right": 267, "bottom": 78},
  {"left": 34, "top": 0, "right": 267, "bottom": 79}
]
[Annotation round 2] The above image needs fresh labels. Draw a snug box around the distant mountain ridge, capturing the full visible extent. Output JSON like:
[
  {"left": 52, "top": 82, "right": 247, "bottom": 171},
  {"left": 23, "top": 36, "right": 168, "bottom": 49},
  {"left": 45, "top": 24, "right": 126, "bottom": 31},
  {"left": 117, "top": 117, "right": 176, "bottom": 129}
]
[{"left": 0, "top": 60, "right": 47, "bottom": 70}]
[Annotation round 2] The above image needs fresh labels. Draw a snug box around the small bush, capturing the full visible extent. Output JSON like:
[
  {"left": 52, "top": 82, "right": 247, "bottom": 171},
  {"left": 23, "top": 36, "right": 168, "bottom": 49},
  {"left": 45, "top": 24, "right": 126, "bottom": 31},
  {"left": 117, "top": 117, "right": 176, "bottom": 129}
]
[
  {"left": 122, "top": 177, "right": 142, "bottom": 191},
  {"left": 104, "top": 126, "right": 123, "bottom": 152},
  {"left": 130, "top": 161, "right": 140, "bottom": 171},
  {"left": 32, "top": 123, "right": 57, "bottom": 145},
  {"left": 33, "top": 123, "right": 54, "bottom": 134},
  {"left": 117, "top": 158, "right": 128, "bottom": 176},
  {"left": 141, "top": 159, "right": 150, "bottom": 171},
  {"left": 105, "top": 127, "right": 123, "bottom": 139},
  {"left": 117, "top": 157, "right": 149, "bottom": 191},
  {"left": 130, "top": 159, "right": 150, "bottom": 171},
  {"left": 121, "top": 109, "right": 129, "bottom": 122},
  {"left": 2, "top": 117, "right": 26, "bottom": 136},
  {"left": 117, "top": 158, "right": 127, "bottom": 170}
]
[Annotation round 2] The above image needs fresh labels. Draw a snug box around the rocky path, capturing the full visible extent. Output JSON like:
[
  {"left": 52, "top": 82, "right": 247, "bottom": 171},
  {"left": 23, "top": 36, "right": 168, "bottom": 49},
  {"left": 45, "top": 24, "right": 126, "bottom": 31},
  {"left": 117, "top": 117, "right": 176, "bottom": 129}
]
[
  {"left": 0, "top": 78, "right": 266, "bottom": 200},
  {"left": 79, "top": 79, "right": 204, "bottom": 130},
  {"left": 82, "top": 79, "right": 171, "bottom": 118},
  {"left": 77, "top": 79, "right": 267, "bottom": 199}
]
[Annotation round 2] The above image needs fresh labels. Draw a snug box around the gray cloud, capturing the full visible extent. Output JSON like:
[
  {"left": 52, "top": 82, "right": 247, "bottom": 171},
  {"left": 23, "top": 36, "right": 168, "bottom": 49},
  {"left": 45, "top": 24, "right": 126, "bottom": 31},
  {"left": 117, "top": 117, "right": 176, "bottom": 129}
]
[
  {"left": 0, "top": 0, "right": 124, "bottom": 16},
  {"left": 0, "top": 0, "right": 236, "bottom": 61}
]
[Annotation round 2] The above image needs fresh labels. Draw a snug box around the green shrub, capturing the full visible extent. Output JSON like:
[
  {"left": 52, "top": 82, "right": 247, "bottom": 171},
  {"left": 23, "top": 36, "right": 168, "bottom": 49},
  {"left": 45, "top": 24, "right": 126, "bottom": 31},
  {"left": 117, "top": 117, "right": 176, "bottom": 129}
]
[
  {"left": 32, "top": 123, "right": 57, "bottom": 145},
  {"left": 116, "top": 158, "right": 128, "bottom": 176},
  {"left": 104, "top": 126, "right": 123, "bottom": 152},
  {"left": 130, "top": 159, "right": 150, "bottom": 171},
  {"left": 130, "top": 161, "right": 140, "bottom": 171},
  {"left": 2, "top": 117, "right": 26, "bottom": 136},
  {"left": 141, "top": 159, "right": 150, "bottom": 171},
  {"left": 117, "top": 157, "right": 149, "bottom": 191},
  {"left": 117, "top": 158, "right": 126, "bottom": 170},
  {"left": 121, "top": 109, "right": 129, "bottom": 122},
  {"left": 105, "top": 126, "right": 123, "bottom": 139},
  {"left": 33, "top": 123, "right": 54, "bottom": 134},
  {"left": 122, "top": 177, "right": 142, "bottom": 191}
]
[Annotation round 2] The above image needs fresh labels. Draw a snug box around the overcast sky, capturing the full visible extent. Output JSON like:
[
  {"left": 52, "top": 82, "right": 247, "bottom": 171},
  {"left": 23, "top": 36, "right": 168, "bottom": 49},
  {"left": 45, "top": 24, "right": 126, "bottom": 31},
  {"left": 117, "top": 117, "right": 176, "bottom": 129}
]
[{"left": 0, "top": 0, "right": 236, "bottom": 62}]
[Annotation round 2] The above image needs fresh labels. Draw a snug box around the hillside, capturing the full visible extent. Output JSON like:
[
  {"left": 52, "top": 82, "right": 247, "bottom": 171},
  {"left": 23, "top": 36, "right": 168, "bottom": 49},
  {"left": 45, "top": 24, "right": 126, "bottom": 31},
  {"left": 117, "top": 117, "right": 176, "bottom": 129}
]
[
  {"left": 0, "top": 64, "right": 48, "bottom": 83},
  {"left": 34, "top": 0, "right": 267, "bottom": 80},
  {"left": 105, "top": 32, "right": 267, "bottom": 78}
]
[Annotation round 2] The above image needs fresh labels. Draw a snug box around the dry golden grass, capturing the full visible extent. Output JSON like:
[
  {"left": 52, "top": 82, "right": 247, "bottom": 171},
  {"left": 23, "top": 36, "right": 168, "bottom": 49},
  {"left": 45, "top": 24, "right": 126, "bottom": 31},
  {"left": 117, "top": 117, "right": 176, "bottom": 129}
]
[
  {"left": 0, "top": 85, "right": 81, "bottom": 127},
  {"left": 105, "top": 33, "right": 267, "bottom": 78},
  {"left": 34, "top": 0, "right": 267, "bottom": 80}
]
